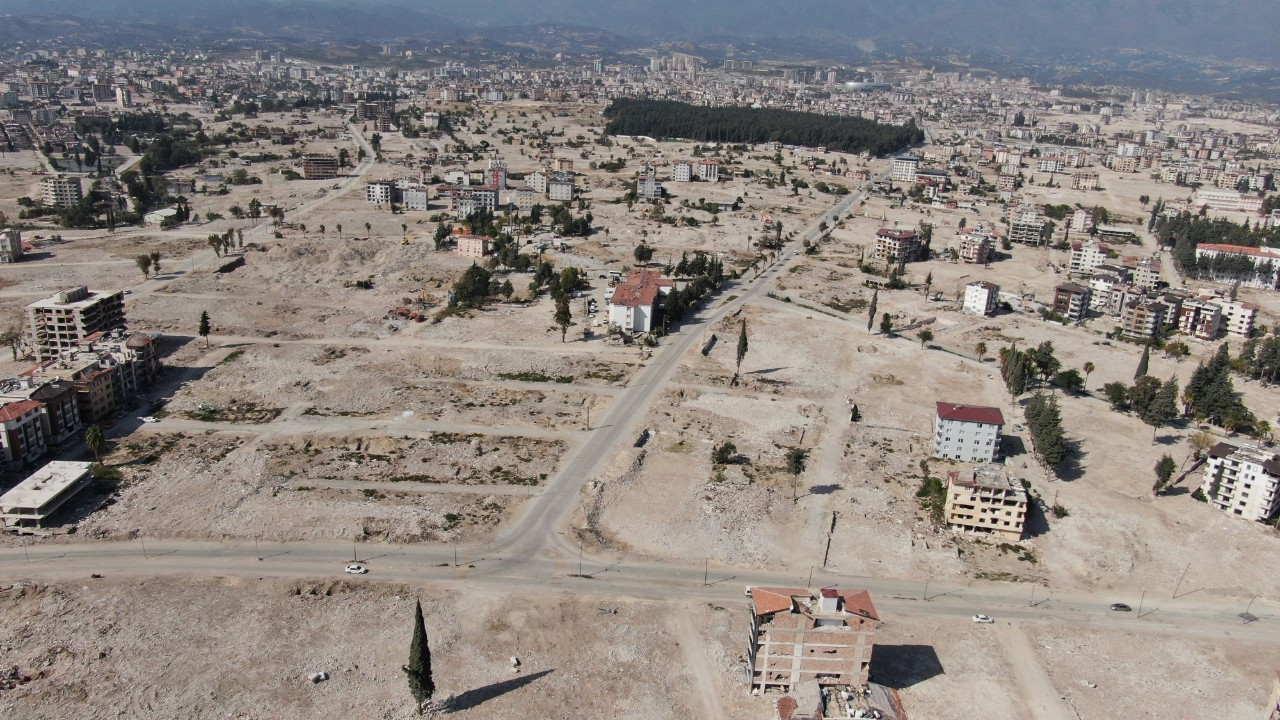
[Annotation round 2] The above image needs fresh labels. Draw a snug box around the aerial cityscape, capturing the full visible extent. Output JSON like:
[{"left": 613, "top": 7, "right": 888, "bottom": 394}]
[{"left": 1, "top": 1, "right": 1280, "bottom": 718}]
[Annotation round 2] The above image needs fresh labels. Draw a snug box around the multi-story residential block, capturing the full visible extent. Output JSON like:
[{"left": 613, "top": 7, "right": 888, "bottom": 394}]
[
  {"left": 963, "top": 281, "right": 1000, "bottom": 316},
  {"left": 365, "top": 179, "right": 395, "bottom": 206},
  {"left": 1008, "top": 206, "right": 1045, "bottom": 245},
  {"left": 1, "top": 378, "right": 83, "bottom": 447},
  {"left": 872, "top": 228, "right": 920, "bottom": 270},
  {"left": 454, "top": 235, "right": 490, "bottom": 258},
  {"left": 526, "top": 170, "right": 548, "bottom": 194},
  {"left": 890, "top": 154, "right": 919, "bottom": 184},
  {"left": 748, "top": 587, "right": 879, "bottom": 692},
  {"left": 671, "top": 160, "right": 692, "bottom": 182},
  {"left": 0, "top": 399, "right": 48, "bottom": 471},
  {"left": 547, "top": 172, "right": 574, "bottom": 202},
  {"left": 1175, "top": 295, "right": 1224, "bottom": 340},
  {"left": 1122, "top": 256, "right": 1163, "bottom": 290},
  {"left": 1203, "top": 441, "right": 1280, "bottom": 523},
  {"left": 402, "top": 186, "right": 429, "bottom": 212},
  {"left": 1214, "top": 296, "right": 1259, "bottom": 337},
  {"left": 694, "top": 159, "right": 719, "bottom": 181},
  {"left": 1120, "top": 297, "right": 1169, "bottom": 340},
  {"left": 0, "top": 227, "right": 22, "bottom": 263},
  {"left": 300, "top": 154, "right": 339, "bottom": 180},
  {"left": 636, "top": 166, "right": 663, "bottom": 200},
  {"left": 996, "top": 173, "right": 1017, "bottom": 192},
  {"left": 40, "top": 175, "right": 82, "bottom": 208},
  {"left": 958, "top": 232, "right": 994, "bottom": 264},
  {"left": 1068, "top": 240, "right": 1110, "bottom": 275},
  {"left": 944, "top": 464, "right": 1028, "bottom": 541},
  {"left": 25, "top": 287, "right": 126, "bottom": 362},
  {"left": 1070, "top": 207, "right": 1095, "bottom": 233},
  {"left": 934, "top": 401, "right": 1003, "bottom": 462},
  {"left": 448, "top": 186, "right": 500, "bottom": 216},
  {"left": 1052, "top": 282, "right": 1092, "bottom": 321},
  {"left": 511, "top": 186, "right": 537, "bottom": 214},
  {"left": 1070, "top": 170, "right": 1100, "bottom": 189},
  {"left": 1193, "top": 244, "right": 1280, "bottom": 290}
]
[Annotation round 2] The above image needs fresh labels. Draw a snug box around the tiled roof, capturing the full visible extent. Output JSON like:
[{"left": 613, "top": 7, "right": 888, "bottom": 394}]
[
  {"left": 0, "top": 399, "right": 42, "bottom": 423},
  {"left": 609, "top": 270, "right": 673, "bottom": 308},
  {"left": 751, "top": 588, "right": 797, "bottom": 616},
  {"left": 1197, "top": 243, "right": 1280, "bottom": 258},
  {"left": 936, "top": 401, "right": 1004, "bottom": 426},
  {"left": 838, "top": 590, "right": 879, "bottom": 622}
]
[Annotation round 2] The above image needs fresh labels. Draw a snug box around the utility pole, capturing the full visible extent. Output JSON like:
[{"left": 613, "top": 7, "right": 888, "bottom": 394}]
[
  {"left": 578, "top": 540, "right": 583, "bottom": 577},
  {"left": 704, "top": 559, "right": 709, "bottom": 586},
  {"left": 255, "top": 538, "right": 261, "bottom": 561},
  {"left": 1138, "top": 587, "right": 1146, "bottom": 618},
  {"left": 923, "top": 576, "right": 931, "bottom": 601},
  {"left": 140, "top": 537, "right": 148, "bottom": 559}
]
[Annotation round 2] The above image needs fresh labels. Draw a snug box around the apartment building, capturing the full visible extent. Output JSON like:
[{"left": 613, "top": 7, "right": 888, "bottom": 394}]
[
  {"left": 0, "top": 227, "right": 22, "bottom": 263},
  {"left": 636, "top": 166, "right": 663, "bottom": 200},
  {"left": 402, "top": 186, "right": 429, "bottom": 212},
  {"left": 934, "top": 402, "right": 1004, "bottom": 462},
  {"left": 1007, "top": 206, "right": 1045, "bottom": 245},
  {"left": 1052, "top": 283, "right": 1092, "bottom": 321},
  {"left": 890, "top": 154, "right": 919, "bottom": 184},
  {"left": 694, "top": 159, "right": 719, "bottom": 181},
  {"left": 1175, "top": 296, "right": 1224, "bottom": 340},
  {"left": 40, "top": 175, "right": 83, "bottom": 208},
  {"left": 24, "top": 331, "right": 159, "bottom": 424},
  {"left": 25, "top": 287, "right": 126, "bottom": 362},
  {"left": 526, "top": 170, "right": 548, "bottom": 194},
  {"left": 963, "top": 281, "right": 1000, "bottom": 317},
  {"left": 1193, "top": 244, "right": 1280, "bottom": 290},
  {"left": 1203, "top": 441, "right": 1280, "bottom": 523},
  {"left": 1071, "top": 172, "right": 1097, "bottom": 190},
  {"left": 365, "top": 179, "right": 395, "bottom": 206},
  {"left": 872, "top": 228, "right": 921, "bottom": 270},
  {"left": 1120, "top": 297, "right": 1169, "bottom": 340},
  {"left": 300, "top": 153, "right": 339, "bottom": 180},
  {"left": 671, "top": 160, "right": 692, "bottom": 182},
  {"left": 0, "top": 399, "right": 48, "bottom": 471},
  {"left": 748, "top": 587, "right": 879, "bottom": 692},
  {"left": 1, "top": 378, "right": 83, "bottom": 447},
  {"left": 454, "top": 235, "right": 490, "bottom": 258},
  {"left": 607, "top": 270, "right": 673, "bottom": 333},
  {"left": 1215, "top": 296, "right": 1259, "bottom": 337},
  {"left": 959, "top": 232, "right": 994, "bottom": 264},
  {"left": 944, "top": 465, "right": 1028, "bottom": 542},
  {"left": 1068, "top": 240, "right": 1110, "bottom": 275},
  {"left": 1070, "top": 207, "right": 1095, "bottom": 233},
  {"left": 547, "top": 172, "right": 574, "bottom": 202},
  {"left": 1194, "top": 189, "right": 1264, "bottom": 214}
]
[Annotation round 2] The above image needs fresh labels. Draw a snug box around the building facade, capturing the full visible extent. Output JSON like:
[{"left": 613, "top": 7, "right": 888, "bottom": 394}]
[
  {"left": 944, "top": 465, "right": 1028, "bottom": 541},
  {"left": 301, "top": 154, "right": 339, "bottom": 180},
  {"left": 934, "top": 401, "right": 1004, "bottom": 462},
  {"left": 25, "top": 287, "right": 126, "bottom": 362},
  {"left": 963, "top": 281, "right": 1000, "bottom": 316},
  {"left": 1203, "top": 442, "right": 1280, "bottom": 523},
  {"left": 748, "top": 587, "right": 879, "bottom": 692},
  {"left": 1052, "top": 283, "right": 1092, "bottom": 321},
  {"left": 40, "top": 175, "right": 83, "bottom": 208},
  {"left": 872, "top": 229, "right": 921, "bottom": 269}
]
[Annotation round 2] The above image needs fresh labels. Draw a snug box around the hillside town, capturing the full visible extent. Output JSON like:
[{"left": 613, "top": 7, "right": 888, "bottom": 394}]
[{"left": 1, "top": 31, "right": 1279, "bottom": 720}]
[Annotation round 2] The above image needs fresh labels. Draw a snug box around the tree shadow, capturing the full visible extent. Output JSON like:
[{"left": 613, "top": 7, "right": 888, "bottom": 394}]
[
  {"left": 1055, "top": 440, "right": 1087, "bottom": 482},
  {"left": 438, "top": 669, "right": 554, "bottom": 713},
  {"left": 808, "top": 483, "right": 841, "bottom": 496},
  {"left": 1000, "top": 435, "right": 1028, "bottom": 459},
  {"left": 868, "top": 645, "right": 944, "bottom": 689},
  {"left": 748, "top": 367, "right": 790, "bottom": 375}
]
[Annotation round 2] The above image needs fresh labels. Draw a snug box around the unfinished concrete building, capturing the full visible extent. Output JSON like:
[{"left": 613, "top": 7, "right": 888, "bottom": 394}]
[
  {"left": 748, "top": 587, "right": 879, "bottom": 693},
  {"left": 25, "top": 287, "right": 126, "bottom": 362}
]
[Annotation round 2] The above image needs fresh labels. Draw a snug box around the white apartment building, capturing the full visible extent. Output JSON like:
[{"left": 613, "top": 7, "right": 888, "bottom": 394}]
[
  {"left": 1194, "top": 244, "right": 1280, "bottom": 290},
  {"left": 1070, "top": 207, "right": 1095, "bottom": 233},
  {"left": 890, "top": 154, "right": 919, "bottom": 184},
  {"left": 963, "top": 281, "right": 1000, "bottom": 316},
  {"left": 365, "top": 179, "right": 394, "bottom": 206},
  {"left": 1068, "top": 240, "right": 1110, "bottom": 275},
  {"left": 1194, "top": 189, "right": 1264, "bottom": 214},
  {"left": 672, "top": 160, "right": 692, "bottom": 182},
  {"left": 526, "top": 170, "right": 548, "bottom": 194},
  {"left": 934, "top": 401, "right": 1004, "bottom": 463},
  {"left": 40, "top": 175, "right": 82, "bottom": 208},
  {"left": 958, "top": 232, "right": 994, "bottom": 264},
  {"left": 694, "top": 159, "right": 719, "bottom": 181},
  {"left": 547, "top": 172, "right": 574, "bottom": 202},
  {"left": 1203, "top": 442, "right": 1280, "bottom": 523},
  {"left": 0, "top": 228, "right": 22, "bottom": 263},
  {"left": 25, "top": 286, "right": 127, "bottom": 362}
]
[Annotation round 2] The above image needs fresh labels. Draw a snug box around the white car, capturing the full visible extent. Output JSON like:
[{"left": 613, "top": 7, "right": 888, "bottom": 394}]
[
  {"left": 972, "top": 614, "right": 994, "bottom": 624},
  {"left": 344, "top": 564, "right": 368, "bottom": 575},
  {"left": 138, "top": 416, "right": 159, "bottom": 423}
]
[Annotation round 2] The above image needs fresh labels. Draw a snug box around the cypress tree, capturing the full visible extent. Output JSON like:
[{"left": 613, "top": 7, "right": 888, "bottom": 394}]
[
  {"left": 403, "top": 600, "right": 435, "bottom": 714},
  {"left": 1135, "top": 344, "right": 1150, "bottom": 380},
  {"left": 866, "top": 289, "right": 878, "bottom": 332}
]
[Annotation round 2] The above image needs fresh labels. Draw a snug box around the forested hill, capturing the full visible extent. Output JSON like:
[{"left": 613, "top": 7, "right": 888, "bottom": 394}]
[{"left": 603, "top": 99, "right": 924, "bottom": 156}]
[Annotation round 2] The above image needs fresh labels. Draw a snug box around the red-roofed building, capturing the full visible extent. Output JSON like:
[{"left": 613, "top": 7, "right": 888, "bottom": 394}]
[
  {"left": 748, "top": 587, "right": 879, "bottom": 693},
  {"left": 934, "top": 401, "right": 1004, "bottom": 462},
  {"left": 607, "top": 270, "right": 674, "bottom": 333},
  {"left": 872, "top": 228, "right": 922, "bottom": 270},
  {"left": 1194, "top": 244, "right": 1280, "bottom": 290},
  {"left": 0, "top": 399, "right": 48, "bottom": 470}
]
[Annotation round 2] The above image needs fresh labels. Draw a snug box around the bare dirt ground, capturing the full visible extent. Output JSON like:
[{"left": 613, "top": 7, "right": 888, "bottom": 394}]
[{"left": 0, "top": 577, "right": 707, "bottom": 720}]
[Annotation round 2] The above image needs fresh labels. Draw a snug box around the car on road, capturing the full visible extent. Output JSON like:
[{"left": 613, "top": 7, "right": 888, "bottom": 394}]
[
  {"left": 138, "top": 416, "right": 159, "bottom": 423},
  {"left": 744, "top": 586, "right": 753, "bottom": 598},
  {"left": 344, "top": 564, "right": 367, "bottom": 574},
  {"left": 972, "top": 614, "right": 994, "bottom": 624},
  {"left": 1109, "top": 602, "right": 1132, "bottom": 612}
]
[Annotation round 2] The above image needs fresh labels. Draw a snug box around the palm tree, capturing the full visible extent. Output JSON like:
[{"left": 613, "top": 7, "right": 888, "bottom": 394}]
[
  {"left": 364, "top": 222, "right": 372, "bottom": 237},
  {"left": 1082, "top": 361, "right": 1096, "bottom": 386},
  {"left": 336, "top": 223, "right": 343, "bottom": 239},
  {"left": 401, "top": 223, "right": 408, "bottom": 240},
  {"left": 975, "top": 341, "right": 987, "bottom": 362},
  {"left": 85, "top": 425, "right": 104, "bottom": 463}
]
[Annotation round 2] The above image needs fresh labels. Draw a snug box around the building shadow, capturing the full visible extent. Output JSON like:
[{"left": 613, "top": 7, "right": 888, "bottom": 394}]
[
  {"left": 1024, "top": 499, "right": 1051, "bottom": 538},
  {"left": 868, "top": 645, "right": 944, "bottom": 689},
  {"left": 438, "top": 669, "right": 554, "bottom": 713}
]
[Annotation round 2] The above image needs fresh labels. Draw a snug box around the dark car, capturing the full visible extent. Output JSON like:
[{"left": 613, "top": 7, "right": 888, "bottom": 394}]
[{"left": 1109, "top": 603, "right": 1132, "bottom": 612}]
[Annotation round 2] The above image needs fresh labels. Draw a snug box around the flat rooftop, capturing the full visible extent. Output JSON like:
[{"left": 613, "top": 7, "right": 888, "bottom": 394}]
[
  {"left": 0, "top": 461, "right": 94, "bottom": 515},
  {"left": 952, "top": 464, "right": 1022, "bottom": 493}
]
